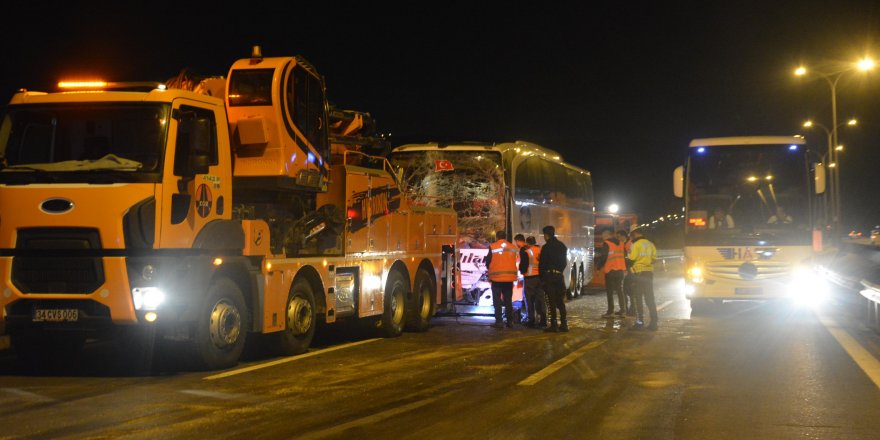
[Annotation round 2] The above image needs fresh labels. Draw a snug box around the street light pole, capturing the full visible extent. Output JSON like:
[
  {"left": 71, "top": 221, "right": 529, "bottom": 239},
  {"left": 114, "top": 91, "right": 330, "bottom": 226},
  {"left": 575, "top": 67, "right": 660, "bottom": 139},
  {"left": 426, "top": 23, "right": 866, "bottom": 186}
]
[{"left": 794, "top": 57, "right": 874, "bottom": 239}]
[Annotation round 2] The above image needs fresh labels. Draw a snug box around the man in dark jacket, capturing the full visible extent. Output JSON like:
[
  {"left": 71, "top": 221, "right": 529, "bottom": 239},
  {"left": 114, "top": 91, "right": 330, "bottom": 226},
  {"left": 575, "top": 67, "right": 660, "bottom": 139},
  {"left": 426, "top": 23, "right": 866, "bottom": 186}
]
[{"left": 540, "top": 225, "right": 569, "bottom": 332}]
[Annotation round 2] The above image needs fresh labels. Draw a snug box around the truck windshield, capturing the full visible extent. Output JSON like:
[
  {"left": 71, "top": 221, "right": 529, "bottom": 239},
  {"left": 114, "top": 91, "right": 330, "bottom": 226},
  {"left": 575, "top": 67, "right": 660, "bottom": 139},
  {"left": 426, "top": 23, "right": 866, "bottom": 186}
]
[
  {"left": 685, "top": 144, "right": 812, "bottom": 245},
  {"left": 392, "top": 150, "right": 505, "bottom": 249},
  {"left": 0, "top": 103, "right": 168, "bottom": 183}
]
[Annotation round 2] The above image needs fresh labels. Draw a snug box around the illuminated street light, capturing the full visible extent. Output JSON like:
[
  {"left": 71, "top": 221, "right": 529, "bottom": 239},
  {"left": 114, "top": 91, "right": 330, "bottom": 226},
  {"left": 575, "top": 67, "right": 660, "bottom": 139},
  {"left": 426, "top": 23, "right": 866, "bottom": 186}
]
[
  {"left": 858, "top": 57, "right": 876, "bottom": 71},
  {"left": 847, "top": 118, "right": 858, "bottom": 126},
  {"left": 794, "top": 58, "right": 874, "bottom": 236},
  {"left": 608, "top": 203, "right": 620, "bottom": 214},
  {"left": 836, "top": 145, "right": 844, "bottom": 152}
]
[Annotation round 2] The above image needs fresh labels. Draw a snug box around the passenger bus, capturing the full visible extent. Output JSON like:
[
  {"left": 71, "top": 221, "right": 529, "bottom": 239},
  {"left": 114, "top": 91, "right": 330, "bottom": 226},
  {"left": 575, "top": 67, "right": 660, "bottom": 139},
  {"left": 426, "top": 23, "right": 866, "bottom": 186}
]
[
  {"left": 391, "top": 141, "right": 595, "bottom": 305},
  {"left": 673, "top": 136, "right": 827, "bottom": 311}
]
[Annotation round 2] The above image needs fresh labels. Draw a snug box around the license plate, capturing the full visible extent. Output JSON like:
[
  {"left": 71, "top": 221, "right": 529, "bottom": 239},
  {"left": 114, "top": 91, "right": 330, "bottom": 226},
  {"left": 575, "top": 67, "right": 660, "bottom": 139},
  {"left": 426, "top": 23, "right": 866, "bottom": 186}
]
[
  {"left": 735, "top": 287, "right": 763, "bottom": 295},
  {"left": 33, "top": 309, "right": 79, "bottom": 322}
]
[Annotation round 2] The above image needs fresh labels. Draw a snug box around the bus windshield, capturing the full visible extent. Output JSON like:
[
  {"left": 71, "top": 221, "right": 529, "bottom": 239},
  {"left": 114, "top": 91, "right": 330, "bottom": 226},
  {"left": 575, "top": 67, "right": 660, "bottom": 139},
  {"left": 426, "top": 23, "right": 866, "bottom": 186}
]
[
  {"left": 0, "top": 103, "right": 169, "bottom": 183},
  {"left": 392, "top": 150, "right": 505, "bottom": 249},
  {"left": 686, "top": 145, "right": 811, "bottom": 245}
]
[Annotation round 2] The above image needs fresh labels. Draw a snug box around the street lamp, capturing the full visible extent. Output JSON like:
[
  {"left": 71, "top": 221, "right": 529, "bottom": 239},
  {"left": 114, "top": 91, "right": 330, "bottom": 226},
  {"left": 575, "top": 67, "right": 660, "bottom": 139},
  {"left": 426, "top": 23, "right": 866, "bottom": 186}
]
[
  {"left": 608, "top": 203, "right": 620, "bottom": 214},
  {"left": 801, "top": 118, "right": 857, "bottom": 227},
  {"left": 794, "top": 57, "right": 874, "bottom": 236}
]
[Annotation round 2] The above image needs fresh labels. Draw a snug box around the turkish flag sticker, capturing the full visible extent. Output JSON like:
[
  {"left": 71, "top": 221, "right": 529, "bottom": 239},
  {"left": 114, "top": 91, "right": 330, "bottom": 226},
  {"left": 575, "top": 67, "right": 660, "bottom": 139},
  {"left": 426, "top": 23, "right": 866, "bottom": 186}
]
[{"left": 434, "top": 159, "right": 454, "bottom": 172}]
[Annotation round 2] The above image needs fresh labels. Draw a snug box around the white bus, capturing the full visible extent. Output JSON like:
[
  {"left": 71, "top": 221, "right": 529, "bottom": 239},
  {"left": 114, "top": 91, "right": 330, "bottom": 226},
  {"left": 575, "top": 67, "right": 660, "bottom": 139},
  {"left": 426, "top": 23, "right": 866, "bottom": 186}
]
[
  {"left": 391, "top": 141, "right": 595, "bottom": 305},
  {"left": 673, "top": 136, "right": 828, "bottom": 311}
]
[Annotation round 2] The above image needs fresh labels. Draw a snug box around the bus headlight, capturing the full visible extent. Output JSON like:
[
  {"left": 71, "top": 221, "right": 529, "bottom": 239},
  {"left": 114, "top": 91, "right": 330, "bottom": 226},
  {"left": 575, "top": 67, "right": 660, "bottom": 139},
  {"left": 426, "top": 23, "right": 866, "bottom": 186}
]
[
  {"left": 788, "top": 268, "right": 829, "bottom": 307},
  {"left": 132, "top": 287, "right": 166, "bottom": 311},
  {"left": 687, "top": 266, "right": 704, "bottom": 283}
]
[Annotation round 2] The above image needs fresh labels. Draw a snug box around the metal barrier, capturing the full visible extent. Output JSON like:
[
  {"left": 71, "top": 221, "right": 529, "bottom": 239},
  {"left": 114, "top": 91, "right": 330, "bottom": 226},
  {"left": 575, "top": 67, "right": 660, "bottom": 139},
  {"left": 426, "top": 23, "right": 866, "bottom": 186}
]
[{"left": 860, "top": 280, "right": 880, "bottom": 333}]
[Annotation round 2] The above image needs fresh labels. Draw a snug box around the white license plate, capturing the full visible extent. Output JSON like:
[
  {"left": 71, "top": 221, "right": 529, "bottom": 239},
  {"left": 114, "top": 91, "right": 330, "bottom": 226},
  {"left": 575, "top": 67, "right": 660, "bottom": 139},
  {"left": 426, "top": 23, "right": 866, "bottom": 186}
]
[{"left": 33, "top": 309, "right": 79, "bottom": 322}]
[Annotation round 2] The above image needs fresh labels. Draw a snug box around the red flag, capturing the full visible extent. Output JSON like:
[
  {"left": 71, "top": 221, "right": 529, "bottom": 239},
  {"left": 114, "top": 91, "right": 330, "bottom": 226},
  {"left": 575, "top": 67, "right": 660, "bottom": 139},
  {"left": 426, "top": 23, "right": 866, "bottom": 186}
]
[{"left": 435, "top": 159, "right": 454, "bottom": 171}]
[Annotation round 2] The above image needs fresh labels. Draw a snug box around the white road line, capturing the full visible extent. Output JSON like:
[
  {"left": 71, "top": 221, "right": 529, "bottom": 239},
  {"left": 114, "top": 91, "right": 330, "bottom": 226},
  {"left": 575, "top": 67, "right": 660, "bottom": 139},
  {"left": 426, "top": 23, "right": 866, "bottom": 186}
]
[
  {"left": 657, "top": 300, "right": 674, "bottom": 311},
  {"left": 517, "top": 339, "right": 606, "bottom": 386},
  {"left": 818, "top": 314, "right": 880, "bottom": 390},
  {"left": 2, "top": 388, "right": 56, "bottom": 403},
  {"left": 203, "top": 338, "right": 381, "bottom": 381},
  {"left": 180, "top": 389, "right": 258, "bottom": 402},
  {"left": 299, "top": 392, "right": 452, "bottom": 440}
]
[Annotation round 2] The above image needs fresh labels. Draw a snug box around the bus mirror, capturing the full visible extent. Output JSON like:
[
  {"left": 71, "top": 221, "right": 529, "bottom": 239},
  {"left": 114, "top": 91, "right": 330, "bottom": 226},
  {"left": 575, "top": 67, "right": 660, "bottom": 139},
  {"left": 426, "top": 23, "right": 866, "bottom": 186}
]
[
  {"left": 673, "top": 166, "right": 684, "bottom": 198},
  {"left": 814, "top": 162, "right": 826, "bottom": 194}
]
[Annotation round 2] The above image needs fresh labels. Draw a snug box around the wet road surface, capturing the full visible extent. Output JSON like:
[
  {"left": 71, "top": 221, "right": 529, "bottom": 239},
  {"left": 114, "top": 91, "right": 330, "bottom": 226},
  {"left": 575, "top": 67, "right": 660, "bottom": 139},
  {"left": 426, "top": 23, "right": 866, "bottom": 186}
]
[{"left": 1, "top": 265, "right": 880, "bottom": 439}]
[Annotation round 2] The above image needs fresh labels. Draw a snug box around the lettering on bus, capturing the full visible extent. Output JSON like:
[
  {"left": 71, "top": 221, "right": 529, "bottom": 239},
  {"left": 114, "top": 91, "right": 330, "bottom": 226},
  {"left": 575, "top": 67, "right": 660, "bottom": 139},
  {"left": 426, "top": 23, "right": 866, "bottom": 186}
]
[
  {"left": 347, "top": 186, "right": 402, "bottom": 233},
  {"left": 717, "top": 247, "right": 776, "bottom": 261}
]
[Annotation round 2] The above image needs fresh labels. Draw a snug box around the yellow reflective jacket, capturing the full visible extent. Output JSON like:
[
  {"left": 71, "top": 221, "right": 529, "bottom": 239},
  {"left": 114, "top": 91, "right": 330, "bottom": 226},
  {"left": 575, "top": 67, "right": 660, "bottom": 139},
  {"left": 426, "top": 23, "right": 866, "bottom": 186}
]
[{"left": 627, "top": 237, "right": 656, "bottom": 273}]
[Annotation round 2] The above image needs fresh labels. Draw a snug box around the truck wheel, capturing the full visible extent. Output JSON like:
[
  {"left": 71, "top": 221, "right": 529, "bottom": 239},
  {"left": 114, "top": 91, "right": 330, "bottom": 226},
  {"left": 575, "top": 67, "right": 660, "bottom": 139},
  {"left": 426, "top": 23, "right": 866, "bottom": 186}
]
[
  {"left": 194, "top": 277, "right": 248, "bottom": 370},
  {"left": 406, "top": 269, "right": 435, "bottom": 332},
  {"left": 380, "top": 270, "right": 407, "bottom": 337},
  {"left": 277, "top": 279, "right": 317, "bottom": 355}
]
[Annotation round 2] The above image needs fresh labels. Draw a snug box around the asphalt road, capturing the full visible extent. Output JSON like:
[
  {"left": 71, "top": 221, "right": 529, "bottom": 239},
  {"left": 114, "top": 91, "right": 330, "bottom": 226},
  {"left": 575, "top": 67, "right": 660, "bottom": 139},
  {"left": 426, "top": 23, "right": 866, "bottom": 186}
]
[{"left": 1, "top": 266, "right": 880, "bottom": 439}]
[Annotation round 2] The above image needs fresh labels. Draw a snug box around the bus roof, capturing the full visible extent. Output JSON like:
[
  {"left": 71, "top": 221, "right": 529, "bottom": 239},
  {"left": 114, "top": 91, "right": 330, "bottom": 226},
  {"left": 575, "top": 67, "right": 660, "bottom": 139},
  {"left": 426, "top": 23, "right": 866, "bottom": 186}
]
[
  {"left": 392, "top": 140, "right": 590, "bottom": 174},
  {"left": 689, "top": 136, "right": 807, "bottom": 147},
  {"left": 394, "top": 140, "right": 561, "bottom": 157}
]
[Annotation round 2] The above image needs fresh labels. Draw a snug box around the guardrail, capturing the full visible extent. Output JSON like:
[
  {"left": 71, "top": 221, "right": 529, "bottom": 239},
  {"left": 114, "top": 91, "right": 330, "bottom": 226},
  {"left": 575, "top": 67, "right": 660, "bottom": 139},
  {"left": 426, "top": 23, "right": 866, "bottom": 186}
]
[{"left": 860, "top": 280, "right": 880, "bottom": 333}]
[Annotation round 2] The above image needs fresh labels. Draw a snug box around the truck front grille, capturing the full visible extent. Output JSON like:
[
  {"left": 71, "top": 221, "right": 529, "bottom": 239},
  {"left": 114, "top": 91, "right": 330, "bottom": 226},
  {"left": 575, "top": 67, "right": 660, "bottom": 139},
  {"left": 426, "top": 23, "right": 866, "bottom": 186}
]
[{"left": 11, "top": 228, "right": 105, "bottom": 294}]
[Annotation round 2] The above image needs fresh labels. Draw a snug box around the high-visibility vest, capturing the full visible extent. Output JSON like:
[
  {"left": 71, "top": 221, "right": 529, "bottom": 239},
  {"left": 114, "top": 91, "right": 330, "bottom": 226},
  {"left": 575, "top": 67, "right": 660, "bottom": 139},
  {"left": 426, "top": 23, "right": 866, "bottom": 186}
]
[
  {"left": 603, "top": 240, "right": 627, "bottom": 273},
  {"left": 526, "top": 245, "right": 541, "bottom": 277},
  {"left": 628, "top": 238, "right": 657, "bottom": 273},
  {"left": 488, "top": 239, "right": 519, "bottom": 282}
]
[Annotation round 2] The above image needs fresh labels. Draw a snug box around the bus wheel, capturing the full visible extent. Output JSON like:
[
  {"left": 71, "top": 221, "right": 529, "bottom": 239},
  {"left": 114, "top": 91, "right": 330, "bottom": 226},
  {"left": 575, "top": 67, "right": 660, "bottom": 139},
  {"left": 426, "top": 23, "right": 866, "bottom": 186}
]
[
  {"left": 380, "top": 270, "right": 407, "bottom": 337},
  {"left": 277, "top": 279, "right": 317, "bottom": 355},
  {"left": 194, "top": 277, "right": 248, "bottom": 370},
  {"left": 406, "top": 269, "right": 435, "bottom": 332},
  {"left": 690, "top": 298, "right": 715, "bottom": 315}
]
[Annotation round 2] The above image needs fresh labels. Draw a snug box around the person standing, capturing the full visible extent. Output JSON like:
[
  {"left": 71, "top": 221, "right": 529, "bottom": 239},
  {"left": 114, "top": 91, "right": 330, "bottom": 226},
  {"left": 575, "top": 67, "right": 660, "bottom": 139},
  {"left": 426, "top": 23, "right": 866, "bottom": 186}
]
[
  {"left": 519, "top": 236, "right": 547, "bottom": 328},
  {"left": 540, "top": 225, "right": 569, "bottom": 333},
  {"left": 616, "top": 229, "right": 636, "bottom": 316},
  {"left": 598, "top": 230, "right": 627, "bottom": 318},
  {"left": 513, "top": 234, "right": 528, "bottom": 323},
  {"left": 485, "top": 230, "right": 519, "bottom": 328},
  {"left": 627, "top": 226, "right": 658, "bottom": 331}
]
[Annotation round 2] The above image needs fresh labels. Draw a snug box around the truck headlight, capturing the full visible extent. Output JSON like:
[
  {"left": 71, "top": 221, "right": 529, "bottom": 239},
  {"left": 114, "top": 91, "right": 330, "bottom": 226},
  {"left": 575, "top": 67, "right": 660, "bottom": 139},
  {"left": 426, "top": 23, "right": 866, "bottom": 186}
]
[{"left": 132, "top": 287, "right": 166, "bottom": 311}]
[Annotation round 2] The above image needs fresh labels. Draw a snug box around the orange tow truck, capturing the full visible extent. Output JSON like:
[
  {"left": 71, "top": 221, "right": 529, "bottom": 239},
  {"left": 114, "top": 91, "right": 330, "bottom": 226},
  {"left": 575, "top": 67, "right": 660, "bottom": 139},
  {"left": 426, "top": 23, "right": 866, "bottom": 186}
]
[{"left": 0, "top": 47, "right": 456, "bottom": 369}]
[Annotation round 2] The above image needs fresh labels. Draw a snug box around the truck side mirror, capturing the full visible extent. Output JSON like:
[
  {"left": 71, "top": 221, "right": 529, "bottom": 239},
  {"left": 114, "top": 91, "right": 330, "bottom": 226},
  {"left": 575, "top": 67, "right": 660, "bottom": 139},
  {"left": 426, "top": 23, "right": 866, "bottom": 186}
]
[
  {"left": 814, "top": 162, "right": 826, "bottom": 194},
  {"left": 673, "top": 166, "right": 684, "bottom": 198}
]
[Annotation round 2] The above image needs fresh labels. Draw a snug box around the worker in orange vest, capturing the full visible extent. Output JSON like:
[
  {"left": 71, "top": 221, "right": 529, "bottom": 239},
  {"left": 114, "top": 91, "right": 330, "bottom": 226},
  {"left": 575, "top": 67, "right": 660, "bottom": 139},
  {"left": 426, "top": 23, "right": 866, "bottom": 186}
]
[
  {"left": 519, "top": 235, "right": 547, "bottom": 328},
  {"left": 597, "top": 229, "right": 627, "bottom": 318},
  {"left": 484, "top": 230, "right": 519, "bottom": 328}
]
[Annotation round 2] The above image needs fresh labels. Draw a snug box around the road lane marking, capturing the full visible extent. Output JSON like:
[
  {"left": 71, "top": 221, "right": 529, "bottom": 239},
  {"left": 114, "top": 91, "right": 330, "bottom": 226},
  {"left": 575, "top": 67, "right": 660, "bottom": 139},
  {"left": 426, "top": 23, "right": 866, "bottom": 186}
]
[
  {"left": 180, "top": 389, "right": 260, "bottom": 402},
  {"left": 299, "top": 392, "right": 453, "bottom": 439},
  {"left": 818, "top": 315, "right": 880, "bottom": 390},
  {"left": 203, "top": 338, "right": 381, "bottom": 381},
  {"left": 2, "top": 388, "right": 56, "bottom": 403},
  {"left": 517, "top": 339, "right": 606, "bottom": 386},
  {"left": 657, "top": 300, "right": 674, "bottom": 311}
]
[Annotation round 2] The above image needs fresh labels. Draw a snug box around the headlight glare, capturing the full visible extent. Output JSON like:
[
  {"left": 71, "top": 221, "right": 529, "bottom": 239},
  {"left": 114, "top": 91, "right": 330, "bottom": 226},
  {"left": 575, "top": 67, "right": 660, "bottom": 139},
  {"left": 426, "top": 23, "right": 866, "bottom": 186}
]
[{"left": 132, "top": 287, "right": 165, "bottom": 311}]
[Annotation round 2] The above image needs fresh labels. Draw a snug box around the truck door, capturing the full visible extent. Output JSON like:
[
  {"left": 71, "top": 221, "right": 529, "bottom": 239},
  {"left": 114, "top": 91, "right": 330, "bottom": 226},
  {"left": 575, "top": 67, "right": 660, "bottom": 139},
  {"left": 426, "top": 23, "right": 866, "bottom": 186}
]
[{"left": 158, "top": 101, "right": 230, "bottom": 248}]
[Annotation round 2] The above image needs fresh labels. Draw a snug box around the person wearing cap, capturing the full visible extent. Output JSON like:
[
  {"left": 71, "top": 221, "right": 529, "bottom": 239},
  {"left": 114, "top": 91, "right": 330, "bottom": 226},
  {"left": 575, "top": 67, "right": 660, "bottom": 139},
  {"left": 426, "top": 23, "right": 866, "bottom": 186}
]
[
  {"left": 540, "top": 225, "right": 569, "bottom": 332},
  {"left": 485, "top": 230, "right": 519, "bottom": 328},
  {"left": 627, "top": 225, "right": 658, "bottom": 330}
]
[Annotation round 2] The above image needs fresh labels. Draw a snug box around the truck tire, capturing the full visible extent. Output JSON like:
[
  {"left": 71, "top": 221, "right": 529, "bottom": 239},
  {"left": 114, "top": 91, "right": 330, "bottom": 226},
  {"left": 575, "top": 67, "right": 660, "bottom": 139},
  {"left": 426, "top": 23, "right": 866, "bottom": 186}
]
[
  {"left": 380, "top": 270, "right": 407, "bottom": 337},
  {"left": 277, "top": 278, "right": 317, "bottom": 356},
  {"left": 406, "top": 269, "right": 435, "bottom": 332},
  {"left": 193, "top": 277, "right": 248, "bottom": 370}
]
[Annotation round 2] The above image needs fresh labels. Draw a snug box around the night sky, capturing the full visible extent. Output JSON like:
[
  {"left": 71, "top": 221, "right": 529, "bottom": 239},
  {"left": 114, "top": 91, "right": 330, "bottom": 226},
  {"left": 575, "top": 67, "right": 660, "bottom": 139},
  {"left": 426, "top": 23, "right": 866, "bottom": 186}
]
[{"left": 3, "top": 1, "right": 880, "bottom": 230}]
